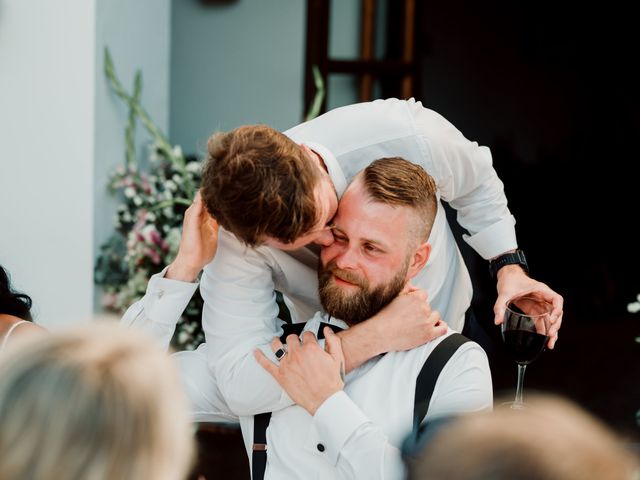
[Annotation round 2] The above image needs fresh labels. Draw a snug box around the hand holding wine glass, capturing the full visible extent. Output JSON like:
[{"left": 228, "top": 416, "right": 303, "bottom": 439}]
[{"left": 501, "top": 293, "right": 553, "bottom": 409}]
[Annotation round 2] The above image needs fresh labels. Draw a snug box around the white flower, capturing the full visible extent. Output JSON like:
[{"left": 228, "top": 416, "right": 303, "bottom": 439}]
[
  {"left": 166, "top": 227, "right": 182, "bottom": 254},
  {"left": 172, "top": 145, "right": 183, "bottom": 158},
  {"left": 186, "top": 161, "right": 201, "bottom": 174},
  {"left": 133, "top": 195, "right": 142, "bottom": 206},
  {"left": 628, "top": 301, "right": 640, "bottom": 314},
  {"left": 124, "top": 187, "right": 135, "bottom": 198},
  {"left": 165, "top": 180, "right": 177, "bottom": 191}
]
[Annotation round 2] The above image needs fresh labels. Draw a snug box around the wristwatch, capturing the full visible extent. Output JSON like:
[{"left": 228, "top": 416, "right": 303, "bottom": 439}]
[{"left": 489, "top": 249, "right": 529, "bottom": 279}]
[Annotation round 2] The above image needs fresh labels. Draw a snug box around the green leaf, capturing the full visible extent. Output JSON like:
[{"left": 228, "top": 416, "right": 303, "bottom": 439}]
[{"left": 305, "top": 65, "right": 326, "bottom": 121}]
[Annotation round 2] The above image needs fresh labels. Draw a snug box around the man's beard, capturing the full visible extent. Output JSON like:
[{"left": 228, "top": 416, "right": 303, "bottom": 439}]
[{"left": 318, "top": 258, "right": 409, "bottom": 325}]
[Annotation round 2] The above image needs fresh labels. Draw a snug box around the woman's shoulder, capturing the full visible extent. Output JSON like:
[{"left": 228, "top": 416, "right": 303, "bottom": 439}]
[{"left": 0, "top": 315, "right": 46, "bottom": 352}]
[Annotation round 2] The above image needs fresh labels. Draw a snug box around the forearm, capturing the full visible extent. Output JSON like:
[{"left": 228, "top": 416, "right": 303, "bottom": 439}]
[{"left": 337, "top": 320, "right": 385, "bottom": 372}]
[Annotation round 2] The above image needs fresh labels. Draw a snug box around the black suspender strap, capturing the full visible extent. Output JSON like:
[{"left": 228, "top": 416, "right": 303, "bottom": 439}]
[
  {"left": 252, "top": 412, "right": 271, "bottom": 480},
  {"left": 413, "top": 333, "right": 471, "bottom": 430}
]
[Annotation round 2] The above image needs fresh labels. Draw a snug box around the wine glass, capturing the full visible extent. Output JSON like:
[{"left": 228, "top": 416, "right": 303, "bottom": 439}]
[{"left": 501, "top": 293, "right": 553, "bottom": 409}]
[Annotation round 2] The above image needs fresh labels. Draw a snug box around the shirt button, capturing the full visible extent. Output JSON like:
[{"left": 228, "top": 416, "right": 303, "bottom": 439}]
[
  {"left": 157, "top": 289, "right": 164, "bottom": 299},
  {"left": 317, "top": 443, "right": 325, "bottom": 452}
]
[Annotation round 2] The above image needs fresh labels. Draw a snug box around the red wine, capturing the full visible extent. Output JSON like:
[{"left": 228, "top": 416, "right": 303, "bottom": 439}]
[{"left": 502, "top": 330, "right": 548, "bottom": 365}]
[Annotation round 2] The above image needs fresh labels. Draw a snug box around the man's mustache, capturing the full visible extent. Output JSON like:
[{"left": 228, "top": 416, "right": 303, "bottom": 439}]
[{"left": 323, "top": 261, "right": 368, "bottom": 289}]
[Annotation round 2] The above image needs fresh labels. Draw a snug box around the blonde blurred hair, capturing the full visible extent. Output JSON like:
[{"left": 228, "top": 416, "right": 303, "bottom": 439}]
[
  {"left": 0, "top": 323, "right": 194, "bottom": 480},
  {"left": 410, "top": 394, "right": 638, "bottom": 480}
]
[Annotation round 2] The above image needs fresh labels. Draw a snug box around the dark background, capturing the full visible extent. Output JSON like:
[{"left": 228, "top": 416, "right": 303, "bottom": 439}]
[{"left": 415, "top": 0, "right": 640, "bottom": 442}]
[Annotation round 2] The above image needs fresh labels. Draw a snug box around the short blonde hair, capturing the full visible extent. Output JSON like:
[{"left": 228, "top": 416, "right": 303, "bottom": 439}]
[
  {"left": 0, "top": 323, "right": 194, "bottom": 480},
  {"left": 361, "top": 157, "right": 438, "bottom": 245}
]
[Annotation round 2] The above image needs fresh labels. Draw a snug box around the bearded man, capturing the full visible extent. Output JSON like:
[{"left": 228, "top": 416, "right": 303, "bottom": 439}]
[{"left": 253, "top": 157, "right": 492, "bottom": 480}]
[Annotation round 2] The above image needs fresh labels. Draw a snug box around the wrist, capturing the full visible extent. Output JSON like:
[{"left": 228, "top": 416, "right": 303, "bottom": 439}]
[
  {"left": 166, "top": 258, "right": 201, "bottom": 282},
  {"left": 496, "top": 263, "right": 528, "bottom": 280},
  {"left": 489, "top": 249, "right": 528, "bottom": 279},
  {"left": 308, "top": 389, "right": 341, "bottom": 416},
  {"left": 339, "top": 317, "right": 386, "bottom": 371}
]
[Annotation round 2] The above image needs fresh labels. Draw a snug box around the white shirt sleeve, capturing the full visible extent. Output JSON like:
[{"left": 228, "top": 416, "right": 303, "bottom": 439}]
[
  {"left": 306, "top": 344, "right": 493, "bottom": 480},
  {"left": 119, "top": 270, "right": 237, "bottom": 423},
  {"left": 120, "top": 266, "right": 198, "bottom": 350},
  {"left": 173, "top": 344, "right": 238, "bottom": 424},
  {"left": 201, "top": 230, "right": 294, "bottom": 416},
  {"left": 409, "top": 99, "right": 518, "bottom": 259}
]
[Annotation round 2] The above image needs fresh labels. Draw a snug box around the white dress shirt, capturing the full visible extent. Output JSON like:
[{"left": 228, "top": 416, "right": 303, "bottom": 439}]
[
  {"left": 200, "top": 98, "right": 515, "bottom": 416},
  {"left": 123, "top": 297, "right": 493, "bottom": 479},
  {"left": 246, "top": 315, "right": 493, "bottom": 480}
]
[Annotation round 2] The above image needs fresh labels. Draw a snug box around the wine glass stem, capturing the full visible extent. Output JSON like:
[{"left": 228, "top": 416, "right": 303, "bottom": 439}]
[{"left": 514, "top": 364, "right": 527, "bottom": 405}]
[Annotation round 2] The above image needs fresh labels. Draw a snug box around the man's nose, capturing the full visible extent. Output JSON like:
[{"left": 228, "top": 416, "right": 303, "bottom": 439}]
[
  {"left": 334, "top": 247, "right": 358, "bottom": 271},
  {"left": 313, "top": 228, "right": 335, "bottom": 247}
]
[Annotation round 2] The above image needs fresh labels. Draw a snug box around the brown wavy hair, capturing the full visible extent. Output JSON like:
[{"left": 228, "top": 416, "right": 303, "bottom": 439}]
[{"left": 201, "top": 125, "right": 321, "bottom": 245}]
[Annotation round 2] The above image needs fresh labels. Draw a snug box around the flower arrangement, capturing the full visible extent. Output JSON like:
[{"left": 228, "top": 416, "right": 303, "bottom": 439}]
[{"left": 95, "top": 49, "right": 204, "bottom": 350}]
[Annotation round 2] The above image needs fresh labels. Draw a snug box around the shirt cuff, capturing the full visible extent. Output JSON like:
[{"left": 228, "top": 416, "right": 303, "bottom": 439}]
[
  {"left": 305, "top": 391, "right": 370, "bottom": 465},
  {"left": 463, "top": 215, "right": 518, "bottom": 259},
  {"left": 142, "top": 267, "right": 199, "bottom": 326}
]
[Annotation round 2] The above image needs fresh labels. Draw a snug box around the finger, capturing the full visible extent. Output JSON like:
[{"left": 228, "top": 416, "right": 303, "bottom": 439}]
[
  {"left": 547, "top": 331, "right": 558, "bottom": 349},
  {"left": 432, "top": 322, "right": 448, "bottom": 339},
  {"left": 401, "top": 282, "right": 419, "bottom": 295},
  {"left": 550, "top": 295, "right": 564, "bottom": 324},
  {"left": 407, "top": 288, "right": 427, "bottom": 302},
  {"left": 254, "top": 349, "right": 279, "bottom": 377},
  {"left": 494, "top": 298, "right": 507, "bottom": 325},
  {"left": 300, "top": 331, "right": 318, "bottom": 345},
  {"left": 286, "top": 333, "right": 302, "bottom": 353},
  {"left": 324, "top": 327, "right": 343, "bottom": 360},
  {"left": 271, "top": 336, "right": 284, "bottom": 354},
  {"left": 547, "top": 313, "right": 563, "bottom": 343}
]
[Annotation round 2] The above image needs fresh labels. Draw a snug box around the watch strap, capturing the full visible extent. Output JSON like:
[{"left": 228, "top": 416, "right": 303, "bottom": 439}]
[{"left": 489, "top": 249, "right": 529, "bottom": 279}]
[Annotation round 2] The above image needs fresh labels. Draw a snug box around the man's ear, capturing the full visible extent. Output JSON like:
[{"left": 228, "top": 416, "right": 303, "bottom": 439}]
[{"left": 407, "top": 242, "right": 431, "bottom": 280}]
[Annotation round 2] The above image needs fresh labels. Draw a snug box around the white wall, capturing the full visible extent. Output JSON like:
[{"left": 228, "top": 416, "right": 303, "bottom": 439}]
[
  {"left": 0, "top": 0, "right": 171, "bottom": 328},
  {"left": 0, "top": 0, "right": 96, "bottom": 328}
]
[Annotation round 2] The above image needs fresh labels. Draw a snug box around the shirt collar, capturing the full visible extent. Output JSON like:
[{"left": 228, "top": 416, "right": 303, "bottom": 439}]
[{"left": 304, "top": 141, "right": 348, "bottom": 198}]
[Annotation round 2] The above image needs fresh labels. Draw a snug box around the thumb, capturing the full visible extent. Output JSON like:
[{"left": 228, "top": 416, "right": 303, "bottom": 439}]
[
  {"left": 324, "top": 327, "right": 343, "bottom": 360},
  {"left": 494, "top": 296, "right": 509, "bottom": 325}
]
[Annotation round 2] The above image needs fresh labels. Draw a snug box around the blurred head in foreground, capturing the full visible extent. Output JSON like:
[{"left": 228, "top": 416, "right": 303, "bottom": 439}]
[
  {"left": 0, "top": 323, "right": 194, "bottom": 480},
  {"left": 409, "top": 394, "right": 638, "bottom": 480}
]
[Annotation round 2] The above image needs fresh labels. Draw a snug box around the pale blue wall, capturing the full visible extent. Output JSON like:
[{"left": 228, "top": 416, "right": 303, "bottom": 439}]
[
  {"left": 170, "top": 0, "right": 306, "bottom": 154},
  {"left": 169, "top": 0, "right": 361, "bottom": 155},
  {"left": 94, "top": 0, "right": 172, "bottom": 276}
]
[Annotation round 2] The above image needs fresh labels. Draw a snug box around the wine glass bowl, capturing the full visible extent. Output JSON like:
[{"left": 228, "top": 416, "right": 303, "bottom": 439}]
[{"left": 501, "top": 294, "right": 553, "bottom": 409}]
